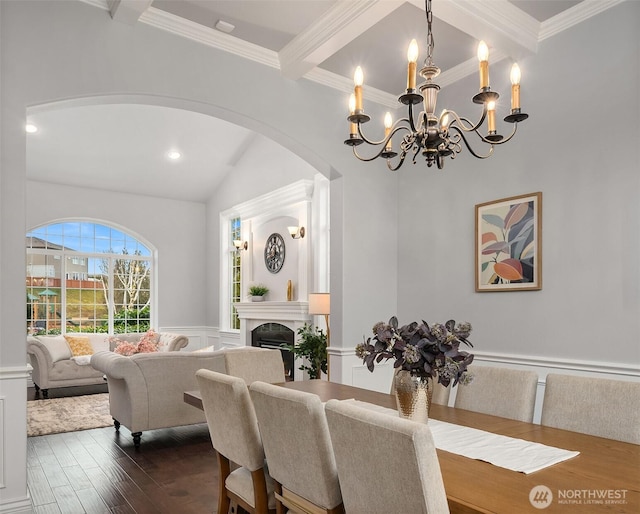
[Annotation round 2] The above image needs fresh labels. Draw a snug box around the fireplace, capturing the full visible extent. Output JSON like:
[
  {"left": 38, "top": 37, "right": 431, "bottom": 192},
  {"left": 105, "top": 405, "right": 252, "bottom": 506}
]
[
  {"left": 234, "top": 301, "right": 311, "bottom": 381},
  {"left": 252, "top": 323, "right": 295, "bottom": 381}
]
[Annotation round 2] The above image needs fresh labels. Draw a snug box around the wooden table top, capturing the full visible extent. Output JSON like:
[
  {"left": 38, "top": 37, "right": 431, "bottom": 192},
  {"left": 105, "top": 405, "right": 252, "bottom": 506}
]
[{"left": 184, "top": 380, "right": 640, "bottom": 514}]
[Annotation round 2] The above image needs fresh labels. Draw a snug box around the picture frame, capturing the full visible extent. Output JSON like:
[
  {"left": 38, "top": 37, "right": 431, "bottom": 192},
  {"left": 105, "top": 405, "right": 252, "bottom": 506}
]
[{"left": 475, "top": 192, "right": 542, "bottom": 292}]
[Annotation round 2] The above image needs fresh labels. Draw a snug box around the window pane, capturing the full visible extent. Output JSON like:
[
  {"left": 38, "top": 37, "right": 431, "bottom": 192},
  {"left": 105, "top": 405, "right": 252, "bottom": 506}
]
[{"left": 27, "top": 222, "right": 152, "bottom": 335}]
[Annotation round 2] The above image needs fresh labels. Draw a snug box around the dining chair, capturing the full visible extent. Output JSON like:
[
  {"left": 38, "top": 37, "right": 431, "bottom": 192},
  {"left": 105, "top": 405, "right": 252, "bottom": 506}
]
[
  {"left": 224, "top": 347, "right": 286, "bottom": 385},
  {"left": 390, "top": 368, "right": 452, "bottom": 406},
  {"left": 454, "top": 365, "right": 538, "bottom": 422},
  {"left": 249, "top": 381, "right": 344, "bottom": 514},
  {"left": 324, "top": 399, "right": 449, "bottom": 514},
  {"left": 195, "top": 369, "right": 275, "bottom": 514},
  {"left": 541, "top": 373, "right": 640, "bottom": 444}
]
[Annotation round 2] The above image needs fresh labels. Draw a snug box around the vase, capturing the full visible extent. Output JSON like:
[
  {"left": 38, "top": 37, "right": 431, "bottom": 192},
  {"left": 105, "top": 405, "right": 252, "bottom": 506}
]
[
  {"left": 393, "top": 370, "right": 433, "bottom": 424},
  {"left": 251, "top": 296, "right": 264, "bottom": 302}
]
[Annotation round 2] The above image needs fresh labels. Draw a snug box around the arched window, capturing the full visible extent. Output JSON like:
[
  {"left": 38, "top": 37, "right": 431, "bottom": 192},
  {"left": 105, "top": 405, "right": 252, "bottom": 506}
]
[{"left": 26, "top": 221, "right": 154, "bottom": 335}]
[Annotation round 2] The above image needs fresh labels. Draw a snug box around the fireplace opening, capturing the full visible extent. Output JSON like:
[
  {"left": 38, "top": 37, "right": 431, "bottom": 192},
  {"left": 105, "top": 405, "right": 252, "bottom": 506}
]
[{"left": 251, "top": 323, "right": 295, "bottom": 381}]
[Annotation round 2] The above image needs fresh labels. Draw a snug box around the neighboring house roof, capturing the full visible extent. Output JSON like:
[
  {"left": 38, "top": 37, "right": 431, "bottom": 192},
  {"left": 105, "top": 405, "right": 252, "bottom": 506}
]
[{"left": 26, "top": 236, "right": 69, "bottom": 251}]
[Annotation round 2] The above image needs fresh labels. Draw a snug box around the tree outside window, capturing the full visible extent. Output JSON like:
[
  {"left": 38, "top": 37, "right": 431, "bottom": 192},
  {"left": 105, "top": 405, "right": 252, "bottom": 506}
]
[{"left": 26, "top": 222, "right": 154, "bottom": 335}]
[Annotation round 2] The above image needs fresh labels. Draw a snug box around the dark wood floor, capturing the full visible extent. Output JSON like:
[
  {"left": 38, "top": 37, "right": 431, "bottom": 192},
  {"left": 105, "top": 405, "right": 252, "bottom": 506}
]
[{"left": 27, "top": 385, "right": 220, "bottom": 513}]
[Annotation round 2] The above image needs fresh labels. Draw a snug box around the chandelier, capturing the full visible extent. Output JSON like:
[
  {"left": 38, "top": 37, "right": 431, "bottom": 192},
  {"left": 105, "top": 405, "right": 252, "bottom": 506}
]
[{"left": 344, "top": 0, "right": 528, "bottom": 170}]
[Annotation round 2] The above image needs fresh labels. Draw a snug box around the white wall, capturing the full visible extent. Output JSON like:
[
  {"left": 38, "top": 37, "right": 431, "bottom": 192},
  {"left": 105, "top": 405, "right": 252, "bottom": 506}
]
[
  {"left": 205, "top": 133, "right": 319, "bottom": 326},
  {"left": 26, "top": 181, "right": 206, "bottom": 328}
]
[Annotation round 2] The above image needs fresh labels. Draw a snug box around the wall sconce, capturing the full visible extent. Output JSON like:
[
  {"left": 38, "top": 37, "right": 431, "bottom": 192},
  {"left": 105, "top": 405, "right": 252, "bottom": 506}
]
[
  {"left": 233, "top": 240, "right": 248, "bottom": 251},
  {"left": 288, "top": 226, "right": 305, "bottom": 239}
]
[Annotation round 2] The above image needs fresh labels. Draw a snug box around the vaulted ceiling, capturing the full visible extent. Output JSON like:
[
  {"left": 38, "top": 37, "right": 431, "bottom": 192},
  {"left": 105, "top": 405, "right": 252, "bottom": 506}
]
[{"left": 26, "top": 0, "right": 623, "bottom": 202}]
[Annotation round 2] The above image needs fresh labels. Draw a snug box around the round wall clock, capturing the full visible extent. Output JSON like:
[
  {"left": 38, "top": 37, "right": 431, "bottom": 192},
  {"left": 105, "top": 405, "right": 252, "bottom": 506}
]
[{"left": 264, "top": 232, "right": 285, "bottom": 273}]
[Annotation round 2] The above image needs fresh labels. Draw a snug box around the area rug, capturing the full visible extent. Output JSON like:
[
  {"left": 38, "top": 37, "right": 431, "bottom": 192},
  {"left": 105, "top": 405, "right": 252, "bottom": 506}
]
[{"left": 27, "top": 393, "right": 112, "bottom": 437}]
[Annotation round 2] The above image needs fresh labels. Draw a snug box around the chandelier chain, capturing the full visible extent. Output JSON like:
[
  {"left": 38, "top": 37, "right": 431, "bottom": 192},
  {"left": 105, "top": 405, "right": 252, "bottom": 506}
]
[{"left": 426, "top": 0, "right": 434, "bottom": 66}]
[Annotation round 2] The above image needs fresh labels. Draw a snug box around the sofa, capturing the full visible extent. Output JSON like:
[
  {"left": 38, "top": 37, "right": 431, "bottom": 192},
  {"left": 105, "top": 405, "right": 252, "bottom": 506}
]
[
  {"left": 90, "top": 347, "right": 282, "bottom": 447},
  {"left": 27, "top": 332, "right": 189, "bottom": 398}
]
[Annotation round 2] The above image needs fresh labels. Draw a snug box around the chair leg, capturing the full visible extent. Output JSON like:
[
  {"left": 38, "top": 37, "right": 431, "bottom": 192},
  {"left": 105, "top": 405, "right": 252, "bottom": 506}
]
[
  {"left": 274, "top": 482, "right": 286, "bottom": 514},
  {"left": 251, "top": 468, "right": 272, "bottom": 514},
  {"left": 42, "top": 389, "right": 49, "bottom": 399},
  {"left": 217, "top": 452, "right": 232, "bottom": 514},
  {"left": 132, "top": 432, "right": 142, "bottom": 447},
  {"left": 113, "top": 419, "right": 120, "bottom": 431}
]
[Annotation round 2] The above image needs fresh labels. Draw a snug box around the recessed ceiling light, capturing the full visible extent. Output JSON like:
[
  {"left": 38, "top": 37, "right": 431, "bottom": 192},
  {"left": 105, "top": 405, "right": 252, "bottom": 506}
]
[
  {"left": 25, "top": 124, "right": 38, "bottom": 133},
  {"left": 167, "top": 150, "right": 182, "bottom": 160},
  {"left": 215, "top": 19, "right": 235, "bottom": 33}
]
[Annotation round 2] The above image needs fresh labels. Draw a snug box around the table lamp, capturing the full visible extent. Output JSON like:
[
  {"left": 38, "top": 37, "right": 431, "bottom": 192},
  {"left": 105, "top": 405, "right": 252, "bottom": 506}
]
[{"left": 308, "top": 292, "right": 330, "bottom": 379}]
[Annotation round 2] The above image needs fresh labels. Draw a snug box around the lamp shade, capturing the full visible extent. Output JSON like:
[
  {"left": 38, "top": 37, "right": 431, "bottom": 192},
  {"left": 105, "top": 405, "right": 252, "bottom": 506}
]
[{"left": 308, "top": 293, "right": 330, "bottom": 315}]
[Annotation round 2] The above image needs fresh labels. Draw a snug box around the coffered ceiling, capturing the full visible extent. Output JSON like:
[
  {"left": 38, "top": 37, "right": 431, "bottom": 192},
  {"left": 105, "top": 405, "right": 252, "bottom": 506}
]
[{"left": 26, "top": 0, "right": 624, "bottom": 202}]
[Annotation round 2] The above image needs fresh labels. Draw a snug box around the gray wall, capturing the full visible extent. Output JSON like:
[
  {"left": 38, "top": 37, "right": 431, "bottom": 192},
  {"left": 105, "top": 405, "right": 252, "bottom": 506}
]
[
  {"left": 397, "top": 2, "right": 640, "bottom": 365},
  {"left": 26, "top": 181, "right": 207, "bottom": 328}
]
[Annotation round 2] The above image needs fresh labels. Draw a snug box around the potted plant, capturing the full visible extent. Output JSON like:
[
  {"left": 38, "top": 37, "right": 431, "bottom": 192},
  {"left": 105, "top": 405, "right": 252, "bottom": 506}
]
[
  {"left": 287, "top": 323, "right": 327, "bottom": 379},
  {"left": 356, "top": 316, "right": 474, "bottom": 422},
  {"left": 248, "top": 284, "right": 269, "bottom": 302}
]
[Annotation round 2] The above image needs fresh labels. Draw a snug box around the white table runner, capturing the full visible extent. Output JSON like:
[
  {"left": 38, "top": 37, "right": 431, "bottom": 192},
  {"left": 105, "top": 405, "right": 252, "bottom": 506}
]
[{"left": 341, "top": 399, "right": 579, "bottom": 474}]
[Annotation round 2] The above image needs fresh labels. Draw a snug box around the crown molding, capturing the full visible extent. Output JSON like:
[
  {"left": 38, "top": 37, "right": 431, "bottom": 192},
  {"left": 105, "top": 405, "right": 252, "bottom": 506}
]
[
  {"left": 538, "top": 0, "right": 626, "bottom": 41},
  {"left": 140, "top": 7, "right": 280, "bottom": 70},
  {"left": 80, "top": 0, "right": 625, "bottom": 108}
]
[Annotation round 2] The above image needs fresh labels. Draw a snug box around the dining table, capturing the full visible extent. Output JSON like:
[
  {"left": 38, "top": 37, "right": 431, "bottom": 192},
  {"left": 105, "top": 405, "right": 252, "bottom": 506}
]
[{"left": 184, "top": 380, "right": 640, "bottom": 514}]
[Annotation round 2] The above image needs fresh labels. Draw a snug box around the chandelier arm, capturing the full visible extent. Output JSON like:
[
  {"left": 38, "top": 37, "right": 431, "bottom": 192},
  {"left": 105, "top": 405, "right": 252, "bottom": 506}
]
[
  {"left": 387, "top": 152, "right": 408, "bottom": 171},
  {"left": 407, "top": 104, "right": 422, "bottom": 132},
  {"left": 357, "top": 120, "right": 412, "bottom": 147},
  {"left": 352, "top": 146, "right": 389, "bottom": 162},
  {"left": 443, "top": 109, "right": 487, "bottom": 134},
  {"left": 449, "top": 126, "right": 495, "bottom": 159}
]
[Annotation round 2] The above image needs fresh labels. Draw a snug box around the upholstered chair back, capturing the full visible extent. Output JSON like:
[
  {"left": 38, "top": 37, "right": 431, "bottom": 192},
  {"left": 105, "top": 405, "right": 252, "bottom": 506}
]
[
  {"left": 195, "top": 369, "right": 265, "bottom": 471},
  {"left": 541, "top": 373, "right": 640, "bottom": 444},
  {"left": 325, "top": 399, "right": 449, "bottom": 514},
  {"left": 224, "top": 348, "right": 285, "bottom": 385},
  {"left": 454, "top": 365, "right": 538, "bottom": 422},
  {"left": 250, "top": 381, "right": 343, "bottom": 512}
]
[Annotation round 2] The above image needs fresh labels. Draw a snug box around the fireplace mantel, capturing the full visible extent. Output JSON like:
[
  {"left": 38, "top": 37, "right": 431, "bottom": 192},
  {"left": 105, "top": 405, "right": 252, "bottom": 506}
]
[{"left": 234, "top": 301, "right": 311, "bottom": 347}]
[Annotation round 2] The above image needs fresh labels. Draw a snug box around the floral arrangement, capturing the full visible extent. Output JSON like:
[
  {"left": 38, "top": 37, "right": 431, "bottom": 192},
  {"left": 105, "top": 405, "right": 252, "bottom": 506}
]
[
  {"left": 355, "top": 317, "right": 474, "bottom": 387},
  {"left": 111, "top": 329, "right": 160, "bottom": 356}
]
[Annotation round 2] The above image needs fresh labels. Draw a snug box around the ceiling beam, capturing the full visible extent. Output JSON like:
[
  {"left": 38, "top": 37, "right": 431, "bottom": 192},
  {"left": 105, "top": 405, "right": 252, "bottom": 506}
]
[
  {"left": 278, "top": 0, "right": 404, "bottom": 80},
  {"left": 108, "top": 0, "right": 153, "bottom": 25},
  {"left": 408, "top": 0, "right": 539, "bottom": 61}
]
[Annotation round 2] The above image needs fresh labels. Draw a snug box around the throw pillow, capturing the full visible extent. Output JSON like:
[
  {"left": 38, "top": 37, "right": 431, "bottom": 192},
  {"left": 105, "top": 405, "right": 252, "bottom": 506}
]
[
  {"left": 40, "top": 335, "right": 73, "bottom": 363},
  {"left": 64, "top": 335, "right": 94, "bottom": 356}
]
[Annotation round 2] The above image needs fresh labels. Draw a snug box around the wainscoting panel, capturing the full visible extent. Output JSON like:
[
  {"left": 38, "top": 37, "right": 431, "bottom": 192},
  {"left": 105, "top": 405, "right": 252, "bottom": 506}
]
[
  {"left": 159, "top": 326, "right": 218, "bottom": 351},
  {"left": 0, "top": 365, "right": 33, "bottom": 513},
  {"left": 347, "top": 349, "right": 640, "bottom": 424}
]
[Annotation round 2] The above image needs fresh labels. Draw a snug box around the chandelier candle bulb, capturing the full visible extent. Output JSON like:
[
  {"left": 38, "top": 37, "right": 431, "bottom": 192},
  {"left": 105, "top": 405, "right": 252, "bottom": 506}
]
[
  {"left": 407, "top": 39, "right": 419, "bottom": 90},
  {"left": 348, "top": 94, "right": 357, "bottom": 134},
  {"left": 354, "top": 66, "right": 364, "bottom": 111},
  {"left": 510, "top": 63, "right": 521, "bottom": 110},
  {"left": 384, "top": 112, "right": 393, "bottom": 150},
  {"left": 487, "top": 101, "right": 496, "bottom": 133},
  {"left": 477, "top": 41, "right": 489, "bottom": 89}
]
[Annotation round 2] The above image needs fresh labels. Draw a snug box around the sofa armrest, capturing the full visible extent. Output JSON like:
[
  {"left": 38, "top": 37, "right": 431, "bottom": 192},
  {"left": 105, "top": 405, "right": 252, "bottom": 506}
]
[
  {"left": 158, "top": 332, "right": 189, "bottom": 352},
  {"left": 90, "top": 351, "right": 139, "bottom": 379},
  {"left": 27, "top": 337, "right": 54, "bottom": 368}
]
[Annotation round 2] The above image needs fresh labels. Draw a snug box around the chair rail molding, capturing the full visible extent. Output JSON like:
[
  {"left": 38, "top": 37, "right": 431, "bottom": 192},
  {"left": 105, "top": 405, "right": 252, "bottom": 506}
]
[{"left": 0, "top": 364, "right": 33, "bottom": 513}]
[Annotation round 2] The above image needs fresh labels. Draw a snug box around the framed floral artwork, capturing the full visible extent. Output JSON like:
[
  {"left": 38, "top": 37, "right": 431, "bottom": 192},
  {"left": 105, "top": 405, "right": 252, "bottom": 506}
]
[{"left": 475, "top": 192, "right": 542, "bottom": 292}]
